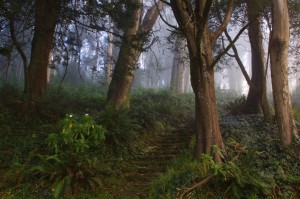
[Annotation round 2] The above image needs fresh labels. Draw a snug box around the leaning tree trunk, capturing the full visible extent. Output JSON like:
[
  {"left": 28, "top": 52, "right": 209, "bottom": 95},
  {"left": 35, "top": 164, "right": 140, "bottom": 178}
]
[
  {"left": 106, "top": 0, "right": 163, "bottom": 109},
  {"left": 243, "top": 0, "right": 272, "bottom": 120},
  {"left": 28, "top": 0, "right": 62, "bottom": 101},
  {"left": 270, "top": 0, "right": 298, "bottom": 148},
  {"left": 106, "top": 36, "right": 141, "bottom": 109}
]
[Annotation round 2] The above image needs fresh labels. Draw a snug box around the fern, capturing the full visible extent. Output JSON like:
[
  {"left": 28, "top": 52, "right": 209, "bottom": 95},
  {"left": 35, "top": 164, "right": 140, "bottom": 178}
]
[{"left": 28, "top": 114, "right": 107, "bottom": 198}]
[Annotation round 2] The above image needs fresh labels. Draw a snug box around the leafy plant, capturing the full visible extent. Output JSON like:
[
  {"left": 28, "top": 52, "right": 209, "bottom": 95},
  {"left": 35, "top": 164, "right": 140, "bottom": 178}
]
[
  {"left": 30, "top": 114, "right": 106, "bottom": 198},
  {"left": 224, "top": 95, "right": 246, "bottom": 115},
  {"left": 97, "top": 107, "right": 141, "bottom": 154},
  {"left": 150, "top": 144, "right": 276, "bottom": 199}
]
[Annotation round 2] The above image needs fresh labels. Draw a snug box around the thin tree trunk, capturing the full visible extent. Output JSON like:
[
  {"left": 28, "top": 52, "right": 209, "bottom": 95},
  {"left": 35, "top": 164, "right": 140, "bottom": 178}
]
[
  {"left": 106, "top": 22, "right": 113, "bottom": 84},
  {"left": 184, "top": 66, "right": 190, "bottom": 93},
  {"left": 171, "top": 39, "right": 185, "bottom": 94},
  {"left": 176, "top": 42, "right": 185, "bottom": 94},
  {"left": 270, "top": 0, "right": 298, "bottom": 148},
  {"left": 170, "top": 41, "right": 180, "bottom": 93}
]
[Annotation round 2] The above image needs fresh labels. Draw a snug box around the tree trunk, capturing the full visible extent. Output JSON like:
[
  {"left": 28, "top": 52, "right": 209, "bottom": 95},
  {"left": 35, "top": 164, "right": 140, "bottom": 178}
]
[
  {"left": 184, "top": 66, "right": 191, "bottom": 93},
  {"left": 106, "top": 36, "right": 141, "bottom": 109},
  {"left": 106, "top": 20, "right": 113, "bottom": 84},
  {"left": 28, "top": 0, "right": 62, "bottom": 100},
  {"left": 243, "top": 0, "right": 272, "bottom": 121},
  {"left": 270, "top": 0, "right": 298, "bottom": 148},
  {"left": 170, "top": 39, "right": 185, "bottom": 94},
  {"left": 106, "top": 0, "right": 142, "bottom": 109},
  {"left": 170, "top": 0, "right": 233, "bottom": 161},
  {"left": 191, "top": 26, "right": 225, "bottom": 161},
  {"left": 106, "top": 0, "right": 163, "bottom": 109}
]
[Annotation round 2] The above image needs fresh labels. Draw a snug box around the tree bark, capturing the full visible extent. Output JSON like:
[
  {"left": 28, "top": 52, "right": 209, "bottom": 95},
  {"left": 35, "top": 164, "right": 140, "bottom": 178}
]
[
  {"left": 270, "top": 0, "right": 298, "bottom": 148},
  {"left": 106, "top": 0, "right": 163, "bottom": 109},
  {"left": 170, "top": 39, "right": 185, "bottom": 94},
  {"left": 106, "top": 20, "right": 113, "bottom": 84},
  {"left": 243, "top": 0, "right": 272, "bottom": 121},
  {"left": 170, "top": 0, "right": 233, "bottom": 161},
  {"left": 27, "top": 0, "right": 62, "bottom": 101},
  {"left": 191, "top": 25, "right": 225, "bottom": 161},
  {"left": 184, "top": 66, "right": 191, "bottom": 93}
]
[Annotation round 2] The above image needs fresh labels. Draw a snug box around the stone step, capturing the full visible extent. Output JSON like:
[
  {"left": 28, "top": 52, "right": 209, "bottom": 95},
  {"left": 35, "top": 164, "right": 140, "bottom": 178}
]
[
  {"left": 117, "top": 124, "right": 195, "bottom": 198},
  {"left": 132, "top": 165, "right": 166, "bottom": 173},
  {"left": 158, "top": 142, "right": 189, "bottom": 148},
  {"left": 130, "top": 159, "right": 171, "bottom": 167},
  {"left": 123, "top": 172, "right": 161, "bottom": 182},
  {"left": 158, "top": 138, "right": 191, "bottom": 143},
  {"left": 137, "top": 154, "right": 176, "bottom": 161},
  {"left": 162, "top": 133, "right": 193, "bottom": 137},
  {"left": 148, "top": 149, "right": 184, "bottom": 156}
]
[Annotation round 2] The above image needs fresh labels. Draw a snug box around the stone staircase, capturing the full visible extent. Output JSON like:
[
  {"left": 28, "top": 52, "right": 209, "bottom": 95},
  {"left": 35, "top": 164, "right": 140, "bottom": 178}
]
[{"left": 117, "top": 125, "right": 194, "bottom": 198}]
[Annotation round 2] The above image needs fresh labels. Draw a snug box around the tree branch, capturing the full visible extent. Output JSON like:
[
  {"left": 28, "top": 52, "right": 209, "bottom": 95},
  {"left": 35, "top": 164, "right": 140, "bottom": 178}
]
[
  {"left": 139, "top": 1, "right": 164, "bottom": 33},
  {"left": 9, "top": 18, "right": 28, "bottom": 68},
  {"left": 179, "top": 174, "right": 215, "bottom": 199},
  {"left": 156, "top": 1, "right": 180, "bottom": 31},
  {"left": 159, "top": 0, "right": 171, "bottom": 6},
  {"left": 210, "top": 0, "right": 234, "bottom": 44},
  {"left": 224, "top": 28, "right": 259, "bottom": 92},
  {"left": 210, "top": 19, "right": 252, "bottom": 69}
]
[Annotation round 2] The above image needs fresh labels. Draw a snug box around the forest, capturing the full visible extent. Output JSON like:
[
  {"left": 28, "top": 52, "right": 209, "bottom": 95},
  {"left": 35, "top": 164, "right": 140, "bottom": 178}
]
[{"left": 0, "top": 0, "right": 300, "bottom": 198}]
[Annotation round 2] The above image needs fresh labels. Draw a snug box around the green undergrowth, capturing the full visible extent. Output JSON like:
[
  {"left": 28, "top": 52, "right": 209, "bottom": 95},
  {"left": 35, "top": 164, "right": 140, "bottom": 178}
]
[
  {"left": 0, "top": 83, "right": 194, "bottom": 198},
  {"left": 150, "top": 114, "right": 300, "bottom": 199},
  {"left": 2, "top": 83, "right": 299, "bottom": 198}
]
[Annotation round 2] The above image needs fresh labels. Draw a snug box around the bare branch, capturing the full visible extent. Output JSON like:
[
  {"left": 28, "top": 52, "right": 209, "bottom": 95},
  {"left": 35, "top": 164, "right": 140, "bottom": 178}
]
[
  {"left": 160, "top": 0, "right": 171, "bottom": 6},
  {"left": 9, "top": 18, "right": 28, "bottom": 68},
  {"left": 210, "top": 0, "right": 234, "bottom": 44},
  {"left": 156, "top": 1, "right": 180, "bottom": 31},
  {"left": 210, "top": 18, "right": 253, "bottom": 69},
  {"left": 179, "top": 174, "right": 215, "bottom": 199},
  {"left": 224, "top": 28, "right": 259, "bottom": 92}
]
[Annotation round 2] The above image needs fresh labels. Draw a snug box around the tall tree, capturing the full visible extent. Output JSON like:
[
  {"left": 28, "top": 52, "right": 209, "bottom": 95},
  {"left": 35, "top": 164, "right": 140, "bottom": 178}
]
[
  {"left": 270, "top": 0, "right": 298, "bottom": 148},
  {"left": 243, "top": 0, "right": 272, "bottom": 120},
  {"left": 169, "top": 0, "right": 234, "bottom": 161},
  {"left": 106, "top": 0, "right": 163, "bottom": 109},
  {"left": 27, "top": 0, "right": 63, "bottom": 101}
]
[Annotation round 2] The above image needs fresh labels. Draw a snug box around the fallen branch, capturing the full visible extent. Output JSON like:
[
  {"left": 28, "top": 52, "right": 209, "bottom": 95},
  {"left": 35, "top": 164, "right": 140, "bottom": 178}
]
[{"left": 178, "top": 174, "right": 215, "bottom": 199}]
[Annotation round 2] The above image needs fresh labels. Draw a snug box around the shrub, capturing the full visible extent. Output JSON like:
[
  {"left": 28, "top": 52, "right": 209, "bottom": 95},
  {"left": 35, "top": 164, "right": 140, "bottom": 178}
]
[
  {"left": 97, "top": 107, "right": 141, "bottom": 155},
  {"left": 30, "top": 114, "right": 106, "bottom": 198},
  {"left": 150, "top": 144, "right": 276, "bottom": 199},
  {"left": 224, "top": 95, "right": 246, "bottom": 115}
]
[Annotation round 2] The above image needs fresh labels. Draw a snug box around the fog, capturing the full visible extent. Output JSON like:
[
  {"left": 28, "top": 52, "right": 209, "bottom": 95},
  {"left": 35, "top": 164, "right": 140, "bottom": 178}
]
[{"left": 2, "top": 4, "right": 299, "bottom": 98}]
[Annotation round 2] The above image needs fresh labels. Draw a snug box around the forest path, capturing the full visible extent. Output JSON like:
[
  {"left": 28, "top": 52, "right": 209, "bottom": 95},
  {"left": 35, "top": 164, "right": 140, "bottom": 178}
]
[{"left": 114, "top": 124, "right": 194, "bottom": 198}]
